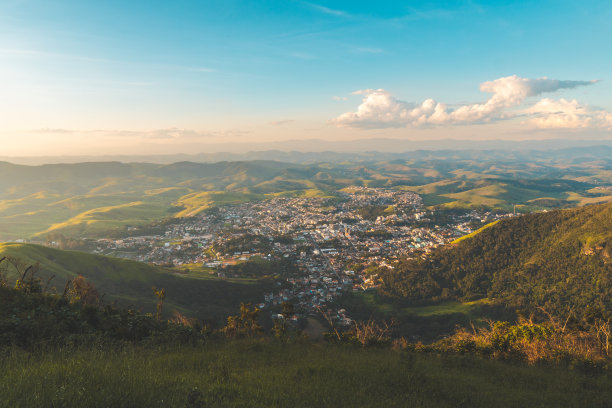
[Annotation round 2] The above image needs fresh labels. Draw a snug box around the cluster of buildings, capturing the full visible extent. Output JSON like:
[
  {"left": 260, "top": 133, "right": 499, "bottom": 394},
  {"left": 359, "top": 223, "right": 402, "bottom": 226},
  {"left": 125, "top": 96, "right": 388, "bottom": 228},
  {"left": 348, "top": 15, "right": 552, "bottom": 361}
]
[{"left": 73, "top": 187, "right": 514, "bottom": 323}]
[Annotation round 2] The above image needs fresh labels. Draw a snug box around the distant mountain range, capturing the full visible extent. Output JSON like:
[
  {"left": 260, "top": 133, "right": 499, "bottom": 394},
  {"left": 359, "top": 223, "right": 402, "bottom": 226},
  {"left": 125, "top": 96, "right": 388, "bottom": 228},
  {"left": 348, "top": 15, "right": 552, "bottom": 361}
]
[
  {"left": 2, "top": 139, "right": 612, "bottom": 165},
  {"left": 1, "top": 152, "right": 611, "bottom": 240}
]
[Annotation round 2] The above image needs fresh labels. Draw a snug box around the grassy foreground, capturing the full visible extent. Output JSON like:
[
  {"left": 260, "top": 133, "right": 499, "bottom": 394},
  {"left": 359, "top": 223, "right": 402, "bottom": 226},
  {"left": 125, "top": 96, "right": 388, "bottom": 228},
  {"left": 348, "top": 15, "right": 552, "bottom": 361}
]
[{"left": 1, "top": 341, "right": 610, "bottom": 408}]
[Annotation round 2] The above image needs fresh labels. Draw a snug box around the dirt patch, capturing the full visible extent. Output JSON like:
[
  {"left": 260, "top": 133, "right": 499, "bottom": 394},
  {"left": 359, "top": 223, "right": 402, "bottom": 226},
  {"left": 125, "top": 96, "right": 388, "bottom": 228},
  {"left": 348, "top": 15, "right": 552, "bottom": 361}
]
[{"left": 304, "top": 317, "right": 326, "bottom": 341}]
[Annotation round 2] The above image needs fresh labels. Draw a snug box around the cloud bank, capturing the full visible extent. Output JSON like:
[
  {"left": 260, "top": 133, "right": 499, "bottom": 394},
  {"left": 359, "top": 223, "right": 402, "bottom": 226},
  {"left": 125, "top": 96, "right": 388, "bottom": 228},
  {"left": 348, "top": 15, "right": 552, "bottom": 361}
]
[{"left": 333, "top": 75, "right": 610, "bottom": 130}]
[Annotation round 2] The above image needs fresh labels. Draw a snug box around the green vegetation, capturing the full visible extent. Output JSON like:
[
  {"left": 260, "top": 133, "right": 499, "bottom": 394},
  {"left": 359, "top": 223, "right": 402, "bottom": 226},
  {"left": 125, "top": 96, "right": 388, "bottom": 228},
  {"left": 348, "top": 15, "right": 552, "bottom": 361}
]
[
  {"left": 2, "top": 342, "right": 611, "bottom": 408},
  {"left": 221, "top": 257, "right": 296, "bottom": 278},
  {"left": 0, "top": 161, "right": 327, "bottom": 240},
  {"left": 357, "top": 205, "right": 391, "bottom": 221},
  {"left": 404, "top": 177, "right": 608, "bottom": 211},
  {"left": 419, "top": 193, "right": 457, "bottom": 206},
  {"left": 174, "top": 191, "right": 263, "bottom": 217},
  {"left": 361, "top": 292, "right": 492, "bottom": 317},
  {"left": 1, "top": 260, "right": 611, "bottom": 407},
  {"left": 0, "top": 243, "right": 273, "bottom": 324},
  {"left": 451, "top": 220, "right": 500, "bottom": 244},
  {"left": 346, "top": 290, "right": 490, "bottom": 317},
  {"left": 377, "top": 203, "right": 612, "bottom": 318},
  {"left": 332, "top": 203, "right": 612, "bottom": 341},
  {"left": 1, "top": 154, "right": 612, "bottom": 405},
  {"left": 0, "top": 284, "right": 206, "bottom": 350},
  {"left": 171, "top": 264, "right": 259, "bottom": 283},
  {"left": 2, "top": 154, "right": 612, "bottom": 239},
  {"left": 212, "top": 233, "right": 272, "bottom": 255},
  {"left": 334, "top": 290, "right": 506, "bottom": 341}
]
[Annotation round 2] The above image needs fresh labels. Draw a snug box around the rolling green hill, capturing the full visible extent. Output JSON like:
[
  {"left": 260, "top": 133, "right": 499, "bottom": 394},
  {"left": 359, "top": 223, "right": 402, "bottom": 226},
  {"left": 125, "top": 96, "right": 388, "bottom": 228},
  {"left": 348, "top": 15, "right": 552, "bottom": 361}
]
[
  {"left": 402, "top": 177, "right": 610, "bottom": 210},
  {"left": 0, "top": 243, "right": 273, "bottom": 324},
  {"left": 1, "top": 155, "right": 611, "bottom": 240},
  {"left": 377, "top": 203, "right": 612, "bottom": 317},
  {"left": 0, "top": 160, "right": 352, "bottom": 239}
]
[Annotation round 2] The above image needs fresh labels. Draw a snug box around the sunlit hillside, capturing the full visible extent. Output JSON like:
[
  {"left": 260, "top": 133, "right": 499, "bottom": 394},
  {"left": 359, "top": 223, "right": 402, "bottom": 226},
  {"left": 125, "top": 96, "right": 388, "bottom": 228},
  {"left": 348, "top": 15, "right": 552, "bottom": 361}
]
[{"left": 2, "top": 152, "right": 611, "bottom": 240}]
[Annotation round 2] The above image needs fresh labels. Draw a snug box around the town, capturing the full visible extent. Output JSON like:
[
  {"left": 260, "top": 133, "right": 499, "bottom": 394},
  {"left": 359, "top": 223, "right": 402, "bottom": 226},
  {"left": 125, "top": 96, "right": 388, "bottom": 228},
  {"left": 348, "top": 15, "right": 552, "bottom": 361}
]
[{"left": 49, "top": 187, "right": 515, "bottom": 325}]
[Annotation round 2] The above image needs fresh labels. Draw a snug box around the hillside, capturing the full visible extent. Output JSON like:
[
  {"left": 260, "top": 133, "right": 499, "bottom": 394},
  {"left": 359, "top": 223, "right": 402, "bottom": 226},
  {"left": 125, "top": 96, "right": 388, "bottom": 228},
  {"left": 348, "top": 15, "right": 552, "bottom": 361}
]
[
  {"left": 0, "top": 161, "right": 305, "bottom": 240},
  {"left": 402, "top": 177, "right": 611, "bottom": 209},
  {"left": 0, "top": 243, "right": 273, "bottom": 324},
  {"left": 0, "top": 280, "right": 609, "bottom": 407},
  {"left": 377, "top": 203, "right": 612, "bottom": 317},
  {"left": 1, "top": 154, "right": 612, "bottom": 240},
  {"left": 1, "top": 259, "right": 610, "bottom": 407}
]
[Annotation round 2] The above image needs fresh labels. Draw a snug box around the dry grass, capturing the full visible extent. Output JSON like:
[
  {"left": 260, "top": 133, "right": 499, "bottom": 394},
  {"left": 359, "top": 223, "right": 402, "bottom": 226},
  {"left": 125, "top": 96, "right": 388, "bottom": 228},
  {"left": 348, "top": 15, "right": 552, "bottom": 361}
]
[{"left": 438, "top": 311, "right": 611, "bottom": 365}]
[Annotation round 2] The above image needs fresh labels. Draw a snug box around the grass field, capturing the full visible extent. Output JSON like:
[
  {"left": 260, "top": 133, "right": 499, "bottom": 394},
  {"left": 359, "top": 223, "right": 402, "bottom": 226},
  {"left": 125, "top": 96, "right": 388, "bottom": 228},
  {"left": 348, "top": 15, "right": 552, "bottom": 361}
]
[
  {"left": 336, "top": 290, "right": 503, "bottom": 341},
  {"left": 0, "top": 191, "right": 183, "bottom": 240},
  {"left": 174, "top": 191, "right": 263, "bottom": 217},
  {"left": 353, "top": 291, "right": 490, "bottom": 318},
  {"left": 451, "top": 220, "right": 500, "bottom": 244},
  {"left": 1, "top": 341, "right": 609, "bottom": 408},
  {"left": 401, "top": 177, "right": 608, "bottom": 211},
  {"left": 171, "top": 264, "right": 262, "bottom": 284},
  {"left": 0, "top": 243, "right": 273, "bottom": 323}
]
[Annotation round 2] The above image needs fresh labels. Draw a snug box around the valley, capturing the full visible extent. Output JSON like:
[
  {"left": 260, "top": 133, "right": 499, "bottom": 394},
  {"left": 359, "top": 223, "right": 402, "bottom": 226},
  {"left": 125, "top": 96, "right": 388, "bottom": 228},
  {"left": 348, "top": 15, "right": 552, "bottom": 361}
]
[
  {"left": 5, "top": 1, "right": 612, "bottom": 404},
  {"left": 1, "top": 153, "right": 611, "bottom": 405},
  {"left": 1, "top": 152, "right": 610, "bottom": 340},
  {"left": 1, "top": 147, "right": 611, "bottom": 241}
]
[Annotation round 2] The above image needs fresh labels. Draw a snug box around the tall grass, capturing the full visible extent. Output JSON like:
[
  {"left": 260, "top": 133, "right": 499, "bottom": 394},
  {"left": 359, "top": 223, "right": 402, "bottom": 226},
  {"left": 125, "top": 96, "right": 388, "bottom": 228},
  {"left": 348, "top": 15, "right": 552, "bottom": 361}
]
[{"left": 1, "top": 340, "right": 610, "bottom": 408}]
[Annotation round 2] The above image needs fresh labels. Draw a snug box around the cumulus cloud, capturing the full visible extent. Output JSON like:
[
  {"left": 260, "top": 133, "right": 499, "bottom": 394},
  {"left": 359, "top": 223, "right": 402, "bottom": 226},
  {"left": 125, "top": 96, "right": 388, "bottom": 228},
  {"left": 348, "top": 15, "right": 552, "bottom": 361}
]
[
  {"left": 332, "top": 75, "right": 605, "bottom": 129},
  {"left": 526, "top": 98, "right": 612, "bottom": 129}
]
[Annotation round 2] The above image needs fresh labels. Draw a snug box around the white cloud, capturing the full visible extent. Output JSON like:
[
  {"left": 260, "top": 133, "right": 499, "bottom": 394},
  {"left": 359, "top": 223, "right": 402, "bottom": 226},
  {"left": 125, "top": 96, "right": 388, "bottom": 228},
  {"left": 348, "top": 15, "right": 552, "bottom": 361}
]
[
  {"left": 332, "top": 75, "right": 603, "bottom": 129},
  {"left": 526, "top": 98, "right": 612, "bottom": 129}
]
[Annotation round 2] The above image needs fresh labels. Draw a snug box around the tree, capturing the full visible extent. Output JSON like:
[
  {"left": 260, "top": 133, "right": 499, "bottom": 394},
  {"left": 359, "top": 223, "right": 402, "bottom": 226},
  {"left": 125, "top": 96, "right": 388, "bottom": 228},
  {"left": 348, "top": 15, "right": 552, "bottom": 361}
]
[
  {"left": 351, "top": 318, "right": 394, "bottom": 347},
  {"left": 222, "top": 303, "right": 263, "bottom": 338},
  {"left": 64, "top": 275, "right": 100, "bottom": 306},
  {"left": 7, "top": 258, "right": 43, "bottom": 294},
  {"left": 272, "top": 302, "right": 295, "bottom": 339},
  {"left": 0, "top": 256, "right": 7, "bottom": 287},
  {"left": 152, "top": 287, "right": 166, "bottom": 321},
  {"left": 594, "top": 319, "right": 611, "bottom": 356}
]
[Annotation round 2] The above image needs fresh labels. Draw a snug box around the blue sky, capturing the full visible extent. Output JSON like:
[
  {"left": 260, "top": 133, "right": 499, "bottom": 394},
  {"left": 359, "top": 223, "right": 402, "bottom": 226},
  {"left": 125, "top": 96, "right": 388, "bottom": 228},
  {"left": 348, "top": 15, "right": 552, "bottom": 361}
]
[{"left": 1, "top": 0, "right": 611, "bottom": 155}]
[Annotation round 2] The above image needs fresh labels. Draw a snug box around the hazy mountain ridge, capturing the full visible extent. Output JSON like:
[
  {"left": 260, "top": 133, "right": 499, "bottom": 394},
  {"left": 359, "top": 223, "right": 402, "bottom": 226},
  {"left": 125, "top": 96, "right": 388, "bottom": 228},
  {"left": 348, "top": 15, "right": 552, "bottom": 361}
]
[
  {"left": 1, "top": 142, "right": 612, "bottom": 165},
  {"left": 1, "top": 153, "right": 611, "bottom": 240}
]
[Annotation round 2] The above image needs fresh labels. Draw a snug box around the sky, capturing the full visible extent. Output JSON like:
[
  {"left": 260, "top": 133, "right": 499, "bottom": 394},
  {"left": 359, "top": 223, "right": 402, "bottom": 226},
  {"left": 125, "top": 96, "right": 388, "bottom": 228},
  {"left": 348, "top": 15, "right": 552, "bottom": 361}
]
[{"left": 1, "top": 0, "right": 612, "bottom": 155}]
